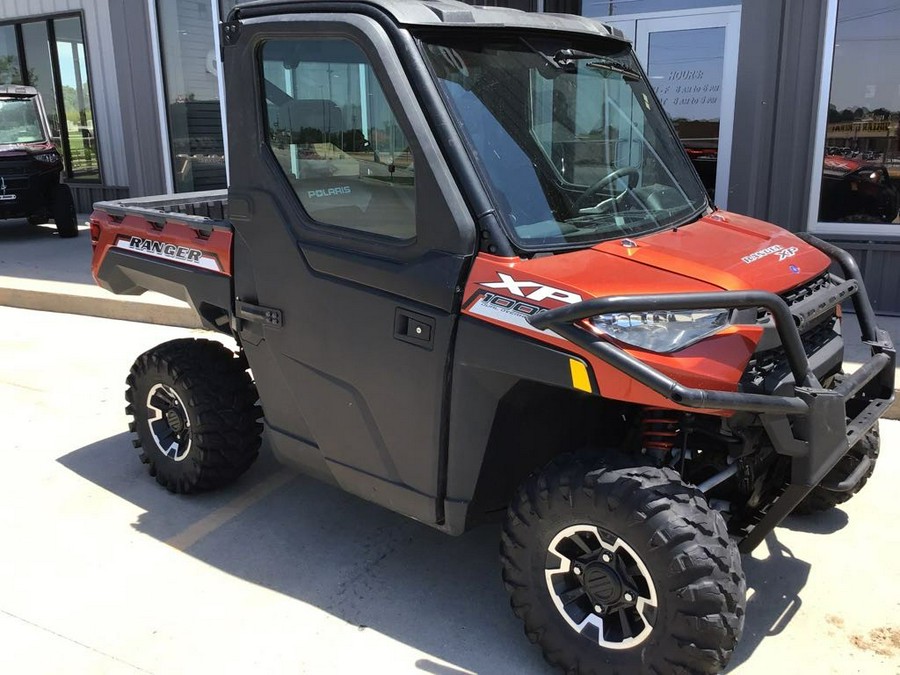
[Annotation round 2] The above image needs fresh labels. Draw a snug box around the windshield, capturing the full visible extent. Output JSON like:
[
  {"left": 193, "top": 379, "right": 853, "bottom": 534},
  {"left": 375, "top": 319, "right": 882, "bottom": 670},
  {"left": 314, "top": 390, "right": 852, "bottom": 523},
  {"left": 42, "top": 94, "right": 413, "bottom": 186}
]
[
  {"left": 0, "top": 97, "right": 45, "bottom": 145},
  {"left": 420, "top": 34, "right": 710, "bottom": 250}
]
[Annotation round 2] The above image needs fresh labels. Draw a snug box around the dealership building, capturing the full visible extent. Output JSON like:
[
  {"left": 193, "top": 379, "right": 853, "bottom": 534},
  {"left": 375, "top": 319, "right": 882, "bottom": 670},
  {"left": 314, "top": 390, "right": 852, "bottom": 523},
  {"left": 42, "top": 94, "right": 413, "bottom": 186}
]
[{"left": 1, "top": 0, "right": 899, "bottom": 311}]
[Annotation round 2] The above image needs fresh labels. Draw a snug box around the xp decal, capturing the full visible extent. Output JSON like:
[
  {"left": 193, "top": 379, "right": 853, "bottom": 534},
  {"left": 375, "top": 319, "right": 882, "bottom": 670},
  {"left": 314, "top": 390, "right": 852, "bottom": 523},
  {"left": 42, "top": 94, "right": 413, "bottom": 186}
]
[
  {"left": 117, "top": 236, "right": 222, "bottom": 272},
  {"left": 479, "top": 273, "right": 583, "bottom": 304},
  {"left": 466, "top": 289, "right": 549, "bottom": 333}
]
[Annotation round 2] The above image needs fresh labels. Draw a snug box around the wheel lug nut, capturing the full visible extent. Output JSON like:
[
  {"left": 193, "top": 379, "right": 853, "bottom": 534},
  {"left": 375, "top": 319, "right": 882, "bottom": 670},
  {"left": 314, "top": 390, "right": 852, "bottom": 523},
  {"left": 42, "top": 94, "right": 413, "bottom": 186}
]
[
  {"left": 601, "top": 553, "right": 612, "bottom": 563},
  {"left": 624, "top": 592, "right": 634, "bottom": 602},
  {"left": 594, "top": 604, "right": 603, "bottom": 614},
  {"left": 573, "top": 566, "right": 582, "bottom": 575}
]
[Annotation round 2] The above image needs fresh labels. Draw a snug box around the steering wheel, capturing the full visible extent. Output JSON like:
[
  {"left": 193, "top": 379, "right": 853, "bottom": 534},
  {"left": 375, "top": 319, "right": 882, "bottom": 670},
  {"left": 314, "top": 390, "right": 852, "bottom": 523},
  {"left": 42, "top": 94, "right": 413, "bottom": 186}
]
[{"left": 573, "top": 166, "right": 641, "bottom": 213}]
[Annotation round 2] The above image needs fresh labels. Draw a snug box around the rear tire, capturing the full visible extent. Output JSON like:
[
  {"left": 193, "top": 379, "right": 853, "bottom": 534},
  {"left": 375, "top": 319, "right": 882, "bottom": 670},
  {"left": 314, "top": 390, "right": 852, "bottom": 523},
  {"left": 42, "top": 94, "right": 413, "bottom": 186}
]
[
  {"left": 50, "top": 182, "right": 78, "bottom": 238},
  {"left": 501, "top": 458, "right": 745, "bottom": 674},
  {"left": 125, "top": 338, "right": 263, "bottom": 493},
  {"left": 793, "top": 423, "right": 880, "bottom": 516}
]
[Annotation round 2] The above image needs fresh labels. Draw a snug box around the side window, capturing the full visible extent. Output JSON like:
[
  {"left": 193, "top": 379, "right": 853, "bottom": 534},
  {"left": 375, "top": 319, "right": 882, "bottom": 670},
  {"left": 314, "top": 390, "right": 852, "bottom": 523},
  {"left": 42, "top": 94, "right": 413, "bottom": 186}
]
[{"left": 260, "top": 38, "right": 415, "bottom": 240}]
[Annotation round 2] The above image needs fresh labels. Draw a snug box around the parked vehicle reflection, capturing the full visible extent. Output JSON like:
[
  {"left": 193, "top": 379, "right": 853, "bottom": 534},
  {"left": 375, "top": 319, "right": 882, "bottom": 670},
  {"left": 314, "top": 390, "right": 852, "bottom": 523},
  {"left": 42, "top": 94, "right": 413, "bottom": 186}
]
[{"left": 819, "top": 153, "right": 900, "bottom": 224}]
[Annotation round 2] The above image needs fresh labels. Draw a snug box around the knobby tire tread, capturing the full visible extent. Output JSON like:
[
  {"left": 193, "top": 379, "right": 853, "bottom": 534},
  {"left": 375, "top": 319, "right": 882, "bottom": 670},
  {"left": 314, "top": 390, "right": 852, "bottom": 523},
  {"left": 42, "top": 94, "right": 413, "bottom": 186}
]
[
  {"left": 125, "top": 338, "right": 263, "bottom": 493},
  {"left": 501, "top": 456, "right": 745, "bottom": 675}
]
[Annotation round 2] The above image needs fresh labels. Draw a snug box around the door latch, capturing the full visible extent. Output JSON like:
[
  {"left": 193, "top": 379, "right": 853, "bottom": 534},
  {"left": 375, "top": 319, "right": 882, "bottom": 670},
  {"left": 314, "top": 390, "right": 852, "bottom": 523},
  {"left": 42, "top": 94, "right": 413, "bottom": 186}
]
[
  {"left": 394, "top": 308, "right": 434, "bottom": 350},
  {"left": 236, "top": 300, "right": 283, "bottom": 328}
]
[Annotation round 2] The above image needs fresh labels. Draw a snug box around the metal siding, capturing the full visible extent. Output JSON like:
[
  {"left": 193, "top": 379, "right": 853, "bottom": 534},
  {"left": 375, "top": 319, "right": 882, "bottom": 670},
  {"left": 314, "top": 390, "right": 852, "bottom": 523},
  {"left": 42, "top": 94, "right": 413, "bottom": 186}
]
[
  {"left": 107, "top": 0, "right": 167, "bottom": 197},
  {"left": 727, "top": 0, "right": 828, "bottom": 233},
  {"left": 0, "top": 0, "right": 129, "bottom": 187},
  {"left": 819, "top": 238, "right": 900, "bottom": 316}
]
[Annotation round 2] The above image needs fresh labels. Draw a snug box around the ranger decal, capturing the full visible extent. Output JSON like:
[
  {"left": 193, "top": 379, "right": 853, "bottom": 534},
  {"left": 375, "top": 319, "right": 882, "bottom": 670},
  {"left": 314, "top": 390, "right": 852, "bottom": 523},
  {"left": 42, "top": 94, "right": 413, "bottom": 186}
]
[
  {"left": 117, "top": 236, "right": 222, "bottom": 272},
  {"left": 741, "top": 244, "right": 799, "bottom": 265}
]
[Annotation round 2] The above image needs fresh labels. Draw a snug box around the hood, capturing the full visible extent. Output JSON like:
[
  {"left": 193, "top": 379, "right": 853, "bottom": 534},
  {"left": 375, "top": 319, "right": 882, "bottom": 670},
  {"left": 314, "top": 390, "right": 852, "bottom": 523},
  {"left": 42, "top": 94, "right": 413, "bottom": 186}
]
[
  {"left": 823, "top": 155, "right": 862, "bottom": 175},
  {"left": 590, "top": 210, "right": 831, "bottom": 294},
  {"left": 0, "top": 140, "right": 55, "bottom": 155},
  {"left": 503, "top": 210, "right": 831, "bottom": 302}
]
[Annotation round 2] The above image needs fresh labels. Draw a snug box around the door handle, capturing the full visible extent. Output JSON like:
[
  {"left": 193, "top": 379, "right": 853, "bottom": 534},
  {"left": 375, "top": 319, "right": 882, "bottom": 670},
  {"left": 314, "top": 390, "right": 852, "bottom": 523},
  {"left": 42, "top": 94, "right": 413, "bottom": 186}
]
[{"left": 394, "top": 308, "right": 435, "bottom": 350}]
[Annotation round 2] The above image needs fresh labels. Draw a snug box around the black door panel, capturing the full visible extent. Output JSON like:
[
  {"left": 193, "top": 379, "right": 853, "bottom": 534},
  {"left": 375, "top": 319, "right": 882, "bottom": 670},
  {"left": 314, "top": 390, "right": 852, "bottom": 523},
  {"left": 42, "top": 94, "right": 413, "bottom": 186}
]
[
  {"left": 300, "top": 244, "right": 468, "bottom": 312},
  {"left": 225, "top": 16, "right": 475, "bottom": 526}
]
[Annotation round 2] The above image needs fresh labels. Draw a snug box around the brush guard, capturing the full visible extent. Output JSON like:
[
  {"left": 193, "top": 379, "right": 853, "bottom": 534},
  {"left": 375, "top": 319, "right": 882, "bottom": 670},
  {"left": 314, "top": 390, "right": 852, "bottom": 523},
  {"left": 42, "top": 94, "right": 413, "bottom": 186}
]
[{"left": 530, "top": 233, "right": 894, "bottom": 553}]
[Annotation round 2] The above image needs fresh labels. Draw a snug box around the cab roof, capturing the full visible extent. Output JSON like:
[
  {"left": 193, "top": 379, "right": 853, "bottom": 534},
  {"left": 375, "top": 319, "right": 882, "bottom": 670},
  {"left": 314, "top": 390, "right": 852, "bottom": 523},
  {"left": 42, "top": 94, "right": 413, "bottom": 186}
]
[
  {"left": 0, "top": 85, "right": 38, "bottom": 98},
  {"left": 233, "top": 0, "right": 625, "bottom": 41}
]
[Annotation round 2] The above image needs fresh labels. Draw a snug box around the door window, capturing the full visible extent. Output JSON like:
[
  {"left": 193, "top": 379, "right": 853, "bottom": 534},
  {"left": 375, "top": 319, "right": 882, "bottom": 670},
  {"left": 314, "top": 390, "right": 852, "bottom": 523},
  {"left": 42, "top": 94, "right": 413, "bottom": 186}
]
[{"left": 261, "top": 38, "right": 415, "bottom": 240}]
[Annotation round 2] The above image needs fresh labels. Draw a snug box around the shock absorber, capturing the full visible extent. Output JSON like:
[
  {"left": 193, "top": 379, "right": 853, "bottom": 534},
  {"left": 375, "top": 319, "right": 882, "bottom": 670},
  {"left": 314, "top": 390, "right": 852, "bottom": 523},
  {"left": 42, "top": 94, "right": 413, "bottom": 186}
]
[{"left": 640, "top": 408, "right": 681, "bottom": 460}]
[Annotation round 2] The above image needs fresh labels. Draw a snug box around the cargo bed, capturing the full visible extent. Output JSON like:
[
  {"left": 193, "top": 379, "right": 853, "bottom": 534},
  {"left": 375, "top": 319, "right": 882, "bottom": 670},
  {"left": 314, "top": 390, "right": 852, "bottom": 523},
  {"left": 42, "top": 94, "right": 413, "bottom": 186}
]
[{"left": 89, "top": 190, "right": 234, "bottom": 333}]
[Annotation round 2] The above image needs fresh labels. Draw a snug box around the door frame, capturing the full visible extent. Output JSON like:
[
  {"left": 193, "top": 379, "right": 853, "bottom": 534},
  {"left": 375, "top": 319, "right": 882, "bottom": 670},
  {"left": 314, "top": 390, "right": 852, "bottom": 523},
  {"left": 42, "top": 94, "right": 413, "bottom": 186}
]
[{"left": 603, "top": 7, "right": 741, "bottom": 209}]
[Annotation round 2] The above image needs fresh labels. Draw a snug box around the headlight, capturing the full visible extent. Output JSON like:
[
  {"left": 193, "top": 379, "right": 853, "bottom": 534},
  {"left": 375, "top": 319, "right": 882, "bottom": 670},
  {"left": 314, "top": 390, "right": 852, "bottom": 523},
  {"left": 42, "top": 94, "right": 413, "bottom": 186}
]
[
  {"left": 34, "top": 152, "right": 60, "bottom": 163},
  {"left": 588, "top": 308, "right": 729, "bottom": 353}
]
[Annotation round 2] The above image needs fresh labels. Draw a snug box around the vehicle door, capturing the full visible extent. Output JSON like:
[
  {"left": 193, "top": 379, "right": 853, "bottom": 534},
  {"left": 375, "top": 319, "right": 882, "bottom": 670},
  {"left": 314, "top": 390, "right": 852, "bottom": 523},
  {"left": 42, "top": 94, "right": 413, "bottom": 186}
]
[{"left": 223, "top": 13, "right": 476, "bottom": 524}]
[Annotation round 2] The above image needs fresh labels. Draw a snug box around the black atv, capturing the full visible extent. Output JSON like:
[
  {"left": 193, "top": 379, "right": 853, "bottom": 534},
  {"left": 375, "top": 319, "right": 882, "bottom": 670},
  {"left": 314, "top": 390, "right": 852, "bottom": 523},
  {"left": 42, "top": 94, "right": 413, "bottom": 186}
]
[{"left": 0, "top": 85, "right": 77, "bottom": 237}]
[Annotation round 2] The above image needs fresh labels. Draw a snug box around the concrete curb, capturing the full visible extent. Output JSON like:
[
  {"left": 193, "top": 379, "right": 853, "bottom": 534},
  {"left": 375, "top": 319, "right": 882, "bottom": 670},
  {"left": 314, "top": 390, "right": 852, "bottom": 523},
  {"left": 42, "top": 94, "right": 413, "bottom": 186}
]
[{"left": 0, "top": 275, "right": 202, "bottom": 329}]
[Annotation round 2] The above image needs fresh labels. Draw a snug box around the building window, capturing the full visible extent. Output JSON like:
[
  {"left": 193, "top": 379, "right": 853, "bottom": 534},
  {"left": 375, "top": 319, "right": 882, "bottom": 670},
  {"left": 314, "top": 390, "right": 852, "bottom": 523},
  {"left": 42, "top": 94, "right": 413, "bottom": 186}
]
[
  {"left": 52, "top": 17, "right": 100, "bottom": 181},
  {"left": 260, "top": 39, "right": 416, "bottom": 240},
  {"left": 157, "top": 0, "right": 226, "bottom": 193},
  {"left": 21, "top": 22, "right": 61, "bottom": 152},
  {"left": 0, "top": 14, "right": 101, "bottom": 183},
  {"left": 815, "top": 0, "right": 900, "bottom": 230},
  {"left": 583, "top": 0, "right": 739, "bottom": 17},
  {"left": 0, "top": 25, "right": 22, "bottom": 84}
]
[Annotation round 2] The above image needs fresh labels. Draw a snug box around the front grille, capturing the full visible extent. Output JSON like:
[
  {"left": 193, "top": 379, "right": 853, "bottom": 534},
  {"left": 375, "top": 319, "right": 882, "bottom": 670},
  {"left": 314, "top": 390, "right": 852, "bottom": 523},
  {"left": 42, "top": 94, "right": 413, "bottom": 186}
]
[
  {"left": 741, "top": 317, "right": 838, "bottom": 391},
  {"left": 742, "top": 272, "right": 842, "bottom": 393},
  {"left": 755, "top": 272, "right": 836, "bottom": 322},
  {"left": 1, "top": 176, "right": 30, "bottom": 191},
  {"left": 0, "top": 157, "right": 36, "bottom": 177},
  {"left": 781, "top": 271, "right": 834, "bottom": 306}
]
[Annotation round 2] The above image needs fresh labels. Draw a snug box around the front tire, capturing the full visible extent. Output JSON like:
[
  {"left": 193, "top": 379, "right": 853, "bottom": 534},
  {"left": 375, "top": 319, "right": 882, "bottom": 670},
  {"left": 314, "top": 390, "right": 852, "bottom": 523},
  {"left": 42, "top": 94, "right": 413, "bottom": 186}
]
[
  {"left": 125, "top": 338, "right": 263, "bottom": 493},
  {"left": 501, "top": 459, "right": 745, "bottom": 674},
  {"left": 794, "top": 423, "right": 880, "bottom": 515},
  {"left": 50, "top": 182, "right": 78, "bottom": 238}
]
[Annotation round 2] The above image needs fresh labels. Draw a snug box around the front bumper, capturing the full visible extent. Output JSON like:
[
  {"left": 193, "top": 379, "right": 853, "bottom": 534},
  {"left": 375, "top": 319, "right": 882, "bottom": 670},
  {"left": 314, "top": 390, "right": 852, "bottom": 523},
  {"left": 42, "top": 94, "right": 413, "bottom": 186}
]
[
  {"left": 0, "top": 164, "right": 58, "bottom": 219},
  {"left": 530, "top": 233, "right": 895, "bottom": 553}
]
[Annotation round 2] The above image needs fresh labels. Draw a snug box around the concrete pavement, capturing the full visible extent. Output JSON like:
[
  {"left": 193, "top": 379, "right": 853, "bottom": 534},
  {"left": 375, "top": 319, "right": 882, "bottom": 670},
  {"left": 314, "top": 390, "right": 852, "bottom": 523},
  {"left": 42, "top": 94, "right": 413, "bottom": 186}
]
[
  {"left": 1, "top": 306, "right": 898, "bottom": 674},
  {"left": 0, "top": 218, "right": 201, "bottom": 328}
]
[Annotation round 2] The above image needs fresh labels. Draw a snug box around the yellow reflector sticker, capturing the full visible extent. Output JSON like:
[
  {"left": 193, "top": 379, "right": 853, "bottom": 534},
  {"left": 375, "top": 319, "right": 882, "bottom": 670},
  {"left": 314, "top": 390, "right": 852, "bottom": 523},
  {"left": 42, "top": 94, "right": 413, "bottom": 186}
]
[{"left": 569, "top": 359, "right": 592, "bottom": 393}]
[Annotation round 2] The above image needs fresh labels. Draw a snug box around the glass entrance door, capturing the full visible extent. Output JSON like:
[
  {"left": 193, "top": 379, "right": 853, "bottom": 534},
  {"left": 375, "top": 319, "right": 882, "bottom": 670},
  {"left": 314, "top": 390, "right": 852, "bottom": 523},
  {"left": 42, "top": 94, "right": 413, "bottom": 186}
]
[{"left": 605, "top": 10, "right": 740, "bottom": 208}]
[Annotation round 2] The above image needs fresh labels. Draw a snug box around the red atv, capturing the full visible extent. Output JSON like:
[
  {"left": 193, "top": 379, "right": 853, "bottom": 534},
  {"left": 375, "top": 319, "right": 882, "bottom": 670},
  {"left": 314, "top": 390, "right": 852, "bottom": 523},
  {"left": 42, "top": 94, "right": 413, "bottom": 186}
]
[
  {"left": 89, "top": 1, "right": 894, "bottom": 672},
  {"left": 0, "top": 85, "right": 77, "bottom": 237}
]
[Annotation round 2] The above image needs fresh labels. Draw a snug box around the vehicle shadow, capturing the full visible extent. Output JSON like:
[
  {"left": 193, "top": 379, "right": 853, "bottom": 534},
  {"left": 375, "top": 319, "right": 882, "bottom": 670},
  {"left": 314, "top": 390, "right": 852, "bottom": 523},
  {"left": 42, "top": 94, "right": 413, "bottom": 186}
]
[
  {"left": 726, "top": 533, "right": 812, "bottom": 671},
  {"left": 778, "top": 508, "right": 849, "bottom": 535},
  {"left": 0, "top": 219, "right": 57, "bottom": 240},
  {"left": 59, "top": 433, "right": 550, "bottom": 674},
  {"left": 60, "top": 434, "right": 820, "bottom": 674}
]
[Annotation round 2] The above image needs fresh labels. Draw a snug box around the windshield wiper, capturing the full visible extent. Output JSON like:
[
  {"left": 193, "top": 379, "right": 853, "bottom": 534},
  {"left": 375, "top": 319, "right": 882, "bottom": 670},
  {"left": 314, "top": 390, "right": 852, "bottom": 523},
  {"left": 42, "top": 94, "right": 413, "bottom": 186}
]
[
  {"left": 552, "top": 49, "right": 640, "bottom": 80},
  {"left": 585, "top": 56, "right": 640, "bottom": 81}
]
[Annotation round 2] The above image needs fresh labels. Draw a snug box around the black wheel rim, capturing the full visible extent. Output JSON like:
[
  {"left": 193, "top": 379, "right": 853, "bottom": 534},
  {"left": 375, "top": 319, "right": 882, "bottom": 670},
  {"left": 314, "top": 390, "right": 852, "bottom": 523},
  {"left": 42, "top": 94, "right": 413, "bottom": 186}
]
[
  {"left": 545, "top": 524, "right": 658, "bottom": 649},
  {"left": 146, "top": 383, "right": 192, "bottom": 461}
]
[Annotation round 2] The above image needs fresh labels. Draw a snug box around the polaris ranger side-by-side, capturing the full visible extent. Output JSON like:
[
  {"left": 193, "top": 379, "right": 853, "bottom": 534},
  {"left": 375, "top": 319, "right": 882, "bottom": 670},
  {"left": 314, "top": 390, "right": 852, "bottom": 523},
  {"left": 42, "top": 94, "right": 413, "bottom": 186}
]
[
  {"left": 89, "top": 2, "right": 895, "bottom": 672},
  {"left": 0, "top": 85, "right": 78, "bottom": 237}
]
